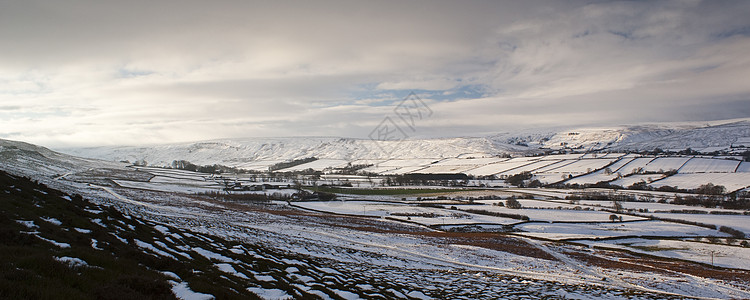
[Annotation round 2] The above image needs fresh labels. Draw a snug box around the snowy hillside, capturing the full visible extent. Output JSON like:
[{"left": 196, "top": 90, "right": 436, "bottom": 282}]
[
  {"left": 58, "top": 137, "right": 527, "bottom": 167},
  {"left": 491, "top": 119, "right": 750, "bottom": 152},
  {"left": 58, "top": 119, "right": 750, "bottom": 167},
  {"left": 0, "top": 139, "right": 124, "bottom": 177}
]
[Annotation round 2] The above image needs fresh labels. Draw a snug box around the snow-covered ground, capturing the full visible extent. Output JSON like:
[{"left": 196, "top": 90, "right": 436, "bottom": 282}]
[
  {"left": 5, "top": 129, "right": 750, "bottom": 299},
  {"left": 651, "top": 173, "right": 750, "bottom": 191},
  {"left": 515, "top": 221, "right": 728, "bottom": 240},
  {"left": 579, "top": 238, "right": 750, "bottom": 270},
  {"left": 678, "top": 158, "right": 742, "bottom": 173}
]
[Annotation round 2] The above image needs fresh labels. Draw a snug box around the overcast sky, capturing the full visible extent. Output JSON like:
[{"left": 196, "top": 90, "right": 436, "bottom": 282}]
[{"left": 1, "top": 0, "right": 750, "bottom": 147}]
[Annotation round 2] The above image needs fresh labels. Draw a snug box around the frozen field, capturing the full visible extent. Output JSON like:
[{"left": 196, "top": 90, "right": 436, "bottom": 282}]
[
  {"left": 380, "top": 166, "right": 429, "bottom": 175},
  {"left": 678, "top": 158, "right": 741, "bottom": 173},
  {"left": 412, "top": 164, "right": 481, "bottom": 174},
  {"left": 114, "top": 179, "right": 219, "bottom": 194},
  {"left": 646, "top": 213, "right": 750, "bottom": 233},
  {"left": 443, "top": 204, "right": 646, "bottom": 223},
  {"left": 515, "top": 221, "right": 728, "bottom": 240},
  {"left": 564, "top": 170, "right": 619, "bottom": 185},
  {"left": 432, "top": 157, "right": 507, "bottom": 166},
  {"left": 604, "top": 157, "right": 636, "bottom": 173},
  {"left": 292, "top": 200, "right": 522, "bottom": 226},
  {"left": 610, "top": 174, "right": 666, "bottom": 187},
  {"left": 276, "top": 159, "right": 350, "bottom": 172},
  {"left": 532, "top": 160, "right": 576, "bottom": 173},
  {"left": 642, "top": 157, "right": 690, "bottom": 173},
  {"left": 533, "top": 173, "right": 574, "bottom": 184},
  {"left": 616, "top": 157, "right": 656, "bottom": 175},
  {"left": 232, "top": 160, "right": 285, "bottom": 171},
  {"left": 650, "top": 173, "right": 750, "bottom": 191},
  {"left": 580, "top": 153, "right": 626, "bottom": 159},
  {"left": 543, "top": 158, "right": 618, "bottom": 174},
  {"left": 496, "top": 160, "right": 562, "bottom": 176},
  {"left": 463, "top": 159, "right": 539, "bottom": 176},
  {"left": 376, "top": 158, "right": 437, "bottom": 167},
  {"left": 580, "top": 238, "right": 750, "bottom": 270},
  {"left": 570, "top": 200, "right": 748, "bottom": 214}
]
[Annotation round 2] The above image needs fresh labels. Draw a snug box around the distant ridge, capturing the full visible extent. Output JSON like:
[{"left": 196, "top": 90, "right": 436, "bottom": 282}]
[{"left": 54, "top": 119, "right": 750, "bottom": 167}]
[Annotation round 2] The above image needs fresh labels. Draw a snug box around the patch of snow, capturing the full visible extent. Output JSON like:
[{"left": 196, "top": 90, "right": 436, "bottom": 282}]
[
  {"left": 406, "top": 290, "right": 432, "bottom": 299},
  {"left": 16, "top": 220, "right": 38, "bottom": 229},
  {"left": 254, "top": 275, "right": 275, "bottom": 282},
  {"left": 154, "top": 224, "right": 171, "bottom": 235},
  {"left": 54, "top": 256, "right": 88, "bottom": 268},
  {"left": 162, "top": 271, "right": 181, "bottom": 280},
  {"left": 91, "top": 218, "right": 106, "bottom": 227},
  {"left": 91, "top": 239, "right": 102, "bottom": 250},
  {"left": 192, "top": 247, "right": 233, "bottom": 262},
  {"left": 40, "top": 217, "right": 62, "bottom": 225},
  {"left": 331, "top": 289, "right": 360, "bottom": 299},
  {"left": 36, "top": 235, "right": 70, "bottom": 248},
  {"left": 134, "top": 239, "right": 176, "bottom": 259},
  {"left": 74, "top": 228, "right": 92, "bottom": 234},
  {"left": 246, "top": 287, "right": 292, "bottom": 300},
  {"left": 170, "top": 281, "right": 214, "bottom": 300},
  {"left": 214, "top": 263, "right": 249, "bottom": 279}
]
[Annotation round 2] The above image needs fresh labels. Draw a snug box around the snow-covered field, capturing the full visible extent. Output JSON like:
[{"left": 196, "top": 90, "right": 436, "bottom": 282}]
[
  {"left": 579, "top": 238, "right": 750, "bottom": 270},
  {"left": 610, "top": 174, "right": 666, "bottom": 187},
  {"left": 292, "top": 201, "right": 522, "bottom": 226},
  {"left": 646, "top": 213, "right": 750, "bottom": 233},
  {"left": 438, "top": 204, "right": 646, "bottom": 223},
  {"left": 651, "top": 173, "right": 750, "bottom": 191},
  {"left": 616, "top": 157, "right": 656, "bottom": 175},
  {"left": 678, "top": 157, "right": 742, "bottom": 173},
  {"left": 463, "top": 159, "right": 539, "bottom": 176},
  {"left": 515, "top": 221, "right": 727, "bottom": 240},
  {"left": 539, "top": 158, "right": 619, "bottom": 174},
  {"left": 496, "top": 160, "right": 562, "bottom": 176},
  {"left": 5, "top": 132, "right": 750, "bottom": 299},
  {"left": 642, "top": 157, "right": 690, "bottom": 173},
  {"left": 276, "top": 159, "right": 350, "bottom": 172}
]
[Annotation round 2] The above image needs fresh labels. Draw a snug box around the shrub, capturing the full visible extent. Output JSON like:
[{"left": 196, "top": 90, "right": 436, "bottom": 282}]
[
  {"left": 719, "top": 226, "right": 745, "bottom": 239},
  {"left": 505, "top": 198, "right": 522, "bottom": 209}
]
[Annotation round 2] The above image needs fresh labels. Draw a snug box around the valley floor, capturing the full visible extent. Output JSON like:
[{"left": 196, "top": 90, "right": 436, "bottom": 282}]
[{"left": 67, "top": 179, "right": 750, "bottom": 299}]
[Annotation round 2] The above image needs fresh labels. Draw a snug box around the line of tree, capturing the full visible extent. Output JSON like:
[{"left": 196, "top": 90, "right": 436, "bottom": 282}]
[
  {"left": 455, "top": 207, "right": 529, "bottom": 221},
  {"left": 170, "top": 160, "right": 259, "bottom": 174},
  {"left": 269, "top": 157, "right": 318, "bottom": 171}
]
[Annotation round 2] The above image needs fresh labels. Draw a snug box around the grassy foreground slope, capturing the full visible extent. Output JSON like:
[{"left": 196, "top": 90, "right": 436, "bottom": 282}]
[{"left": 0, "top": 170, "right": 376, "bottom": 299}]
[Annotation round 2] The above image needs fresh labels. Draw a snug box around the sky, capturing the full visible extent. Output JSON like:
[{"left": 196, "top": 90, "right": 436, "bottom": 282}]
[{"left": 1, "top": 0, "right": 750, "bottom": 147}]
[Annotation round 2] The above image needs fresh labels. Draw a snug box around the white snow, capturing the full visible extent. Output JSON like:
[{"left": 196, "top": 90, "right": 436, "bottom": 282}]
[
  {"left": 582, "top": 238, "right": 750, "bottom": 270},
  {"left": 134, "top": 239, "right": 177, "bottom": 259},
  {"left": 192, "top": 247, "right": 233, "bottom": 262},
  {"left": 642, "top": 157, "right": 690, "bottom": 173},
  {"left": 74, "top": 228, "right": 92, "bottom": 233},
  {"left": 40, "top": 217, "right": 62, "bottom": 226},
  {"left": 214, "top": 263, "right": 249, "bottom": 279},
  {"left": 647, "top": 213, "right": 750, "bottom": 233},
  {"left": 246, "top": 287, "right": 292, "bottom": 300},
  {"left": 16, "top": 220, "right": 38, "bottom": 229},
  {"left": 678, "top": 158, "right": 741, "bottom": 173},
  {"left": 170, "top": 281, "right": 215, "bottom": 300},
  {"left": 616, "top": 157, "right": 656, "bottom": 175},
  {"left": 36, "top": 236, "right": 71, "bottom": 248},
  {"left": 515, "top": 220, "right": 725, "bottom": 240},
  {"left": 54, "top": 256, "right": 88, "bottom": 268},
  {"left": 610, "top": 174, "right": 665, "bottom": 187},
  {"left": 650, "top": 173, "right": 750, "bottom": 191}
]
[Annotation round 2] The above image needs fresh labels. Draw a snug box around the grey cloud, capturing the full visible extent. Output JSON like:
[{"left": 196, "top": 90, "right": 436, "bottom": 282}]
[{"left": 1, "top": 0, "right": 749, "bottom": 147}]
